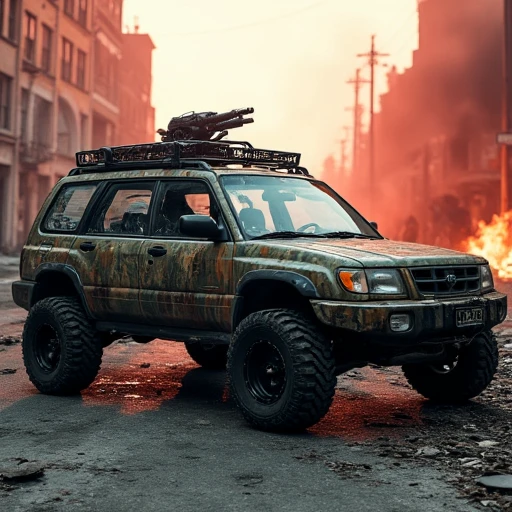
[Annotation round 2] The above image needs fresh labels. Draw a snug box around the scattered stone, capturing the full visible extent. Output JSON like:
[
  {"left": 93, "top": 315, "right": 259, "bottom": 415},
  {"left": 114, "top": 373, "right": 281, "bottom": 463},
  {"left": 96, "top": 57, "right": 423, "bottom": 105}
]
[
  {"left": 415, "top": 447, "right": 441, "bottom": 457},
  {"left": 140, "top": 363, "right": 150, "bottom": 369},
  {"left": 480, "top": 500, "right": 499, "bottom": 508},
  {"left": 0, "top": 369, "right": 16, "bottom": 375},
  {"left": 462, "top": 460, "right": 482, "bottom": 468},
  {"left": 324, "top": 460, "right": 372, "bottom": 479},
  {"left": 0, "top": 463, "right": 44, "bottom": 482},
  {"left": 0, "top": 336, "right": 20, "bottom": 346},
  {"left": 196, "top": 419, "right": 211, "bottom": 426},
  {"left": 477, "top": 441, "right": 499, "bottom": 448},
  {"left": 477, "top": 475, "right": 512, "bottom": 490}
]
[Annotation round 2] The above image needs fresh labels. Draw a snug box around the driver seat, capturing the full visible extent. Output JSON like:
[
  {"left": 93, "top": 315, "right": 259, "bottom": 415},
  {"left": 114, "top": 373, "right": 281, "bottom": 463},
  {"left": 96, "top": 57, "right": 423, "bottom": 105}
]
[{"left": 239, "top": 208, "right": 266, "bottom": 232}]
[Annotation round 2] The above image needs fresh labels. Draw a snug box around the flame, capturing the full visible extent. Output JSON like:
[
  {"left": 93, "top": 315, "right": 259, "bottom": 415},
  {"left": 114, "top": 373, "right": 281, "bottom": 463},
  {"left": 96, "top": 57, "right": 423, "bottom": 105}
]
[{"left": 463, "top": 211, "right": 512, "bottom": 280}]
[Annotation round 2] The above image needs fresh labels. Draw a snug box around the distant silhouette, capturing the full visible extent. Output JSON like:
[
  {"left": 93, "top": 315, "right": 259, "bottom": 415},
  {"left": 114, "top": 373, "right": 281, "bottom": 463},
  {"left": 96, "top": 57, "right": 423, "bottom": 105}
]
[{"left": 401, "top": 215, "right": 419, "bottom": 243}]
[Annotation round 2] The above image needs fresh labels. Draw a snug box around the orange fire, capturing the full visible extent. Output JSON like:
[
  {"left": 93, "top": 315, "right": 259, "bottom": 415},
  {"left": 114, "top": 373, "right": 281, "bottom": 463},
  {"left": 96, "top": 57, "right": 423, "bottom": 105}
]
[{"left": 463, "top": 211, "right": 512, "bottom": 281}]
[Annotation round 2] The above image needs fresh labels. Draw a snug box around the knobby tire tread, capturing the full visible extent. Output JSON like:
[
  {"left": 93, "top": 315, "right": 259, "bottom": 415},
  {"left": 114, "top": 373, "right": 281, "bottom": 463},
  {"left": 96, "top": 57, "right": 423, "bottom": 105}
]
[
  {"left": 402, "top": 330, "right": 498, "bottom": 402},
  {"left": 23, "top": 297, "right": 103, "bottom": 395},
  {"left": 228, "top": 309, "right": 336, "bottom": 432}
]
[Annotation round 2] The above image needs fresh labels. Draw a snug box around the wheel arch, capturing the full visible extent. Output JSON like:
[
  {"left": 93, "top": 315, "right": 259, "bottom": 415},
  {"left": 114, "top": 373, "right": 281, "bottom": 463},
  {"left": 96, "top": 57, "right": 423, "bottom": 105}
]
[
  {"left": 32, "top": 263, "right": 93, "bottom": 318},
  {"left": 232, "top": 271, "right": 320, "bottom": 328}
]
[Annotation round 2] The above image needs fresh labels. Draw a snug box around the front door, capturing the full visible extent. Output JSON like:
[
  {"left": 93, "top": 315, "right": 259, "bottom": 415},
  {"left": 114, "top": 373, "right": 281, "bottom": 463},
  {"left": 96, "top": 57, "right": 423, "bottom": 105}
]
[
  {"left": 139, "top": 179, "right": 234, "bottom": 331},
  {"left": 70, "top": 180, "right": 156, "bottom": 322}
]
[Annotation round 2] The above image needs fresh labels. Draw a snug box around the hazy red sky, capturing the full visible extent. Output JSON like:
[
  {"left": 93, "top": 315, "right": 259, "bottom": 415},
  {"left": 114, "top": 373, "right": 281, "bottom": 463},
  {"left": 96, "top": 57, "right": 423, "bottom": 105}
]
[{"left": 123, "top": 0, "right": 418, "bottom": 172}]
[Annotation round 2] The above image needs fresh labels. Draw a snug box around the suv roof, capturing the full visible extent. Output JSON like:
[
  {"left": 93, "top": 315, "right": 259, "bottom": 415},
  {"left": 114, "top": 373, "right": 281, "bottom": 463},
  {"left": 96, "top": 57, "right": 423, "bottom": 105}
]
[{"left": 71, "top": 139, "right": 312, "bottom": 178}]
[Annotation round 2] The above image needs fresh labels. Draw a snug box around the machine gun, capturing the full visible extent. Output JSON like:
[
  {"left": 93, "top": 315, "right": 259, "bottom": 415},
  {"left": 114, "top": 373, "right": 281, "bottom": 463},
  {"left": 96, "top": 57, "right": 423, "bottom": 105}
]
[{"left": 157, "top": 107, "right": 254, "bottom": 142}]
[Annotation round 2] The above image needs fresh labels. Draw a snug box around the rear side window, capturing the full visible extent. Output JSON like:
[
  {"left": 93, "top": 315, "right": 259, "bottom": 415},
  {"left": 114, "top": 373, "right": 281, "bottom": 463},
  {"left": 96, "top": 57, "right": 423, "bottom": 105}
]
[
  {"left": 43, "top": 184, "right": 97, "bottom": 232},
  {"left": 86, "top": 182, "right": 155, "bottom": 235}
]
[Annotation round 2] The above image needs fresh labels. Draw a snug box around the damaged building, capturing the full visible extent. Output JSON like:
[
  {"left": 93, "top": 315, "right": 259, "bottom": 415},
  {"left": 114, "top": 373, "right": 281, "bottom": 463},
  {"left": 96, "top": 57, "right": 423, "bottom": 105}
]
[{"left": 348, "top": 0, "right": 504, "bottom": 248}]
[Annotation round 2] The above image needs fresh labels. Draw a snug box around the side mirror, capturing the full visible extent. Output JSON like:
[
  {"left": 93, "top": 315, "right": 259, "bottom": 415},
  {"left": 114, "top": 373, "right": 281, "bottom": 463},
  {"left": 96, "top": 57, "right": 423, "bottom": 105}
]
[
  {"left": 370, "top": 221, "right": 379, "bottom": 231},
  {"left": 179, "top": 215, "right": 226, "bottom": 240}
]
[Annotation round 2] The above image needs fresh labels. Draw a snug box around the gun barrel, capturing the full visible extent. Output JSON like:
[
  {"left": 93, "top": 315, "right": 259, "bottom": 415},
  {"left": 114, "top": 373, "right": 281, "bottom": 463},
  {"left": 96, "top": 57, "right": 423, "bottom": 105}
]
[
  {"left": 207, "top": 118, "right": 254, "bottom": 132},
  {"left": 200, "top": 108, "right": 254, "bottom": 126}
]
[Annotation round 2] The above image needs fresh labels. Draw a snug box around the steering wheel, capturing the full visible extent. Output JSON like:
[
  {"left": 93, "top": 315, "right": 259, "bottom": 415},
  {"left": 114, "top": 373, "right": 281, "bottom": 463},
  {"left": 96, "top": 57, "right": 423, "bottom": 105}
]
[{"left": 297, "top": 222, "right": 322, "bottom": 233}]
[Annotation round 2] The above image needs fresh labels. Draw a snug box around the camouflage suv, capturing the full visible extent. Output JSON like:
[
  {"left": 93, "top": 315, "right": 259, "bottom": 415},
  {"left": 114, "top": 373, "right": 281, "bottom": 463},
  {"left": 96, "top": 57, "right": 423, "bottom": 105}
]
[{"left": 12, "top": 140, "right": 507, "bottom": 432}]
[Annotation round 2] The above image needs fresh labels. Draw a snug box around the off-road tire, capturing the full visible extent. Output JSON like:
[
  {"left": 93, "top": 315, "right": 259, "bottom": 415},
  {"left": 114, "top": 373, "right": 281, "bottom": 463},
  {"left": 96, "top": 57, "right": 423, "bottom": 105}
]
[
  {"left": 227, "top": 309, "right": 336, "bottom": 432},
  {"left": 185, "top": 341, "right": 228, "bottom": 370},
  {"left": 22, "top": 297, "right": 103, "bottom": 395},
  {"left": 402, "top": 331, "right": 498, "bottom": 402}
]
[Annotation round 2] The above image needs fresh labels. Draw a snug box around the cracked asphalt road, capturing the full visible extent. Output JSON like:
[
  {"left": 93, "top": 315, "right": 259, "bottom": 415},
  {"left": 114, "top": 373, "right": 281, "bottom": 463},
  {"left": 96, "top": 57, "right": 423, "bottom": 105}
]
[{"left": 0, "top": 266, "right": 510, "bottom": 511}]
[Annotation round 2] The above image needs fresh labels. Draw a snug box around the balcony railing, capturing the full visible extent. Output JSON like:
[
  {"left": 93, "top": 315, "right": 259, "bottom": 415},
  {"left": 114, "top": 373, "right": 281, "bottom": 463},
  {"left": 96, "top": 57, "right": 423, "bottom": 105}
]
[{"left": 19, "top": 142, "right": 53, "bottom": 164}]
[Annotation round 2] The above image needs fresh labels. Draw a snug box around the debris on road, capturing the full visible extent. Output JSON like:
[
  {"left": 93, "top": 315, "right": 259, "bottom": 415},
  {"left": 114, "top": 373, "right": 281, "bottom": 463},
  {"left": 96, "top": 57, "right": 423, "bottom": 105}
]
[
  {"left": 415, "top": 447, "right": 441, "bottom": 457},
  {"left": 0, "top": 369, "right": 16, "bottom": 375},
  {"left": 477, "top": 475, "right": 512, "bottom": 491},
  {"left": 0, "top": 336, "right": 20, "bottom": 346},
  {"left": 0, "top": 462, "right": 44, "bottom": 482},
  {"left": 140, "top": 363, "right": 151, "bottom": 368}
]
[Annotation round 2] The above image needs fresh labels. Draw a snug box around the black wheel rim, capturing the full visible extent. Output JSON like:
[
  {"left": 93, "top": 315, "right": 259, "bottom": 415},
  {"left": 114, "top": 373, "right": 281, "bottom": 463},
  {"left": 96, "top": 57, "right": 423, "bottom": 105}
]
[
  {"left": 429, "top": 357, "right": 458, "bottom": 375},
  {"left": 244, "top": 340, "right": 286, "bottom": 405},
  {"left": 34, "top": 324, "right": 62, "bottom": 373}
]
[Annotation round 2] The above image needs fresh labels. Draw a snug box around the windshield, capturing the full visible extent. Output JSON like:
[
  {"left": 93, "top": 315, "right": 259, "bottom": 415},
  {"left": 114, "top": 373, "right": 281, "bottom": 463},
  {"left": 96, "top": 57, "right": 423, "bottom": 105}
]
[{"left": 221, "top": 175, "right": 379, "bottom": 239}]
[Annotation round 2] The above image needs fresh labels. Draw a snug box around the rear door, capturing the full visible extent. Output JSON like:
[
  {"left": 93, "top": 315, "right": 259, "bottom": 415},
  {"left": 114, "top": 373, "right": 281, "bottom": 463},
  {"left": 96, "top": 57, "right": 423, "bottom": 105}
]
[
  {"left": 139, "top": 179, "right": 234, "bottom": 331},
  {"left": 69, "top": 180, "right": 156, "bottom": 322}
]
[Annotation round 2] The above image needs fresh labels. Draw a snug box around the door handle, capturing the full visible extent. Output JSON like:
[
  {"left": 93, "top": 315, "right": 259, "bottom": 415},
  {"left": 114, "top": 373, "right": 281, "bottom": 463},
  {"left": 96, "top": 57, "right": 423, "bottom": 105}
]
[
  {"left": 148, "top": 246, "right": 167, "bottom": 257},
  {"left": 80, "top": 241, "right": 96, "bottom": 252}
]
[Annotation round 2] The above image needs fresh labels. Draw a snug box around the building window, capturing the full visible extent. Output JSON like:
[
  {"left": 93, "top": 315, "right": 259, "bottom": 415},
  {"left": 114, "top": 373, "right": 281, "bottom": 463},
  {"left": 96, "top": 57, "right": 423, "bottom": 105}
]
[
  {"left": 0, "top": 73, "right": 12, "bottom": 130},
  {"left": 0, "top": 1, "right": 4, "bottom": 39},
  {"left": 77, "top": 50, "right": 86, "bottom": 89},
  {"left": 80, "top": 113, "right": 88, "bottom": 148},
  {"left": 8, "top": 0, "right": 17, "bottom": 40},
  {"left": 21, "top": 89, "right": 29, "bottom": 141},
  {"left": 61, "top": 38, "right": 73, "bottom": 82},
  {"left": 78, "top": 0, "right": 87, "bottom": 26},
  {"left": 41, "top": 25, "right": 52, "bottom": 74},
  {"left": 64, "top": 0, "right": 74, "bottom": 17},
  {"left": 24, "top": 12, "right": 37, "bottom": 63}
]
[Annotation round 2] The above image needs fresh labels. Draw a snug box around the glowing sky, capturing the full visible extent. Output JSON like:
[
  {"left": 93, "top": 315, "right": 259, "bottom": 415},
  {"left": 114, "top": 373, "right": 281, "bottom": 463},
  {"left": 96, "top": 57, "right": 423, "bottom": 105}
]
[{"left": 122, "top": 0, "right": 418, "bottom": 172}]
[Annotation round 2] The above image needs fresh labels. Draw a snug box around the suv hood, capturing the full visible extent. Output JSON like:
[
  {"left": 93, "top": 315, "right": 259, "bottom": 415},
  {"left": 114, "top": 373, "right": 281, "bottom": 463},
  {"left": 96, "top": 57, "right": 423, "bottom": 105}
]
[{"left": 260, "top": 238, "right": 487, "bottom": 268}]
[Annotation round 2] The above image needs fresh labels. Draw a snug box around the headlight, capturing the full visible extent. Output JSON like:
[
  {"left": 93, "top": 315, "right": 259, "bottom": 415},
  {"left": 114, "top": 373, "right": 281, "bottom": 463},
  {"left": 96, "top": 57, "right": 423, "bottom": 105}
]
[
  {"left": 366, "top": 269, "right": 405, "bottom": 294},
  {"left": 480, "top": 265, "right": 494, "bottom": 292},
  {"left": 338, "top": 269, "right": 405, "bottom": 295}
]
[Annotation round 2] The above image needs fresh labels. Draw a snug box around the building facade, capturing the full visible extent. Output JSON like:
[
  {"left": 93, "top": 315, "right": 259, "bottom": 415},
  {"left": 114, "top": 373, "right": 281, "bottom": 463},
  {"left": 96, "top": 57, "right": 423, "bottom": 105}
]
[
  {"left": 0, "top": 0, "right": 21, "bottom": 252},
  {"left": 0, "top": 0, "right": 155, "bottom": 253}
]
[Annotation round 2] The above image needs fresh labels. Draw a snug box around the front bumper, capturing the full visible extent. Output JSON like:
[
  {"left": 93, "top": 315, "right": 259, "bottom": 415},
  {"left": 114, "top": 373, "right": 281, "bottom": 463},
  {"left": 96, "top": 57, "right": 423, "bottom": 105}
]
[{"left": 311, "top": 291, "right": 507, "bottom": 344}]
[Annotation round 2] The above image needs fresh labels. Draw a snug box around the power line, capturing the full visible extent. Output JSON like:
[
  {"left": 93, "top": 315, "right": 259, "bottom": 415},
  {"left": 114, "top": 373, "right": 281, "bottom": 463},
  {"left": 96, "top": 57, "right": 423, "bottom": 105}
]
[
  {"left": 380, "top": 9, "right": 418, "bottom": 50},
  {"left": 155, "top": 0, "right": 333, "bottom": 37}
]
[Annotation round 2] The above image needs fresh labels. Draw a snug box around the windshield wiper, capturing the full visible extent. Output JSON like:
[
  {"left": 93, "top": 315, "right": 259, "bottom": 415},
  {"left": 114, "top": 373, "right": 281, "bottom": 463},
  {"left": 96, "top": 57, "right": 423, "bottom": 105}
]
[
  {"left": 322, "top": 231, "right": 380, "bottom": 239},
  {"left": 250, "top": 231, "right": 327, "bottom": 240}
]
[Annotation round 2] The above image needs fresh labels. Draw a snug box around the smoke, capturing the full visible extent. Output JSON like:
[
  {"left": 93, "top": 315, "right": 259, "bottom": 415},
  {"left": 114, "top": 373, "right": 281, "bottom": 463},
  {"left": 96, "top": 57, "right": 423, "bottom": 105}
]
[{"left": 341, "top": 0, "right": 504, "bottom": 242}]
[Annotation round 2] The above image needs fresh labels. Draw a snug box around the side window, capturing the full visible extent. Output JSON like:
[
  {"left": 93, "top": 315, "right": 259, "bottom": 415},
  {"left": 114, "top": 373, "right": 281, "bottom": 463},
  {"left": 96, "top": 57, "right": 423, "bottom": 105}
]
[
  {"left": 44, "top": 183, "right": 97, "bottom": 232},
  {"left": 87, "top": 182, "right": 154, "bottom": 235},
  {"left": 153, "top": 181, "right": 218, "bottom": 237}
]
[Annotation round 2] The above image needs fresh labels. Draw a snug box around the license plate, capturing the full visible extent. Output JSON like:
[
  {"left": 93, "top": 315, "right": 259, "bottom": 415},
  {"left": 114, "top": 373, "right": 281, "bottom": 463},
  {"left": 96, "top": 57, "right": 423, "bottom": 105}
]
[{"left": 456, "top": 307, "right": 484, "bottom": 327}]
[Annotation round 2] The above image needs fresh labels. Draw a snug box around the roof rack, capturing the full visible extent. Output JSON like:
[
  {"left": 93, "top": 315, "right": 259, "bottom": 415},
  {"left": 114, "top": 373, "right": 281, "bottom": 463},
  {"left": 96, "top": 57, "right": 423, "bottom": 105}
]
[{"left": 73, "top": 139, "right": 309, "bottom": 176}]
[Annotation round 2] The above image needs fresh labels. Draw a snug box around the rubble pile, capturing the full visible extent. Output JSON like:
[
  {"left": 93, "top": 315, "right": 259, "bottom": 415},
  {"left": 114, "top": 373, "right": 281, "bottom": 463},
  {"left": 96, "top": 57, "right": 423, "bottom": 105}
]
[{"left": 363, "top": 328, "right": 512, "bottom": 510}]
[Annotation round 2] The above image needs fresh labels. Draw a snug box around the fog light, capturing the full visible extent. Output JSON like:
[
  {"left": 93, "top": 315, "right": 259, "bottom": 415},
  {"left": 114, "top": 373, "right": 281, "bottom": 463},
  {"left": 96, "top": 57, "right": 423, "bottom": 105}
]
[{"left": 390, "top": 314, "right": 411, "bottom": 332}]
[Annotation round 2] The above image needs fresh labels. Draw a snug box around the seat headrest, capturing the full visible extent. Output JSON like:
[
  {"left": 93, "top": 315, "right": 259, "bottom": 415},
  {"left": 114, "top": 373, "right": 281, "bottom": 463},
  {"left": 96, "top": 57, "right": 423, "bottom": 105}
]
[{"left": 239, "top": 208, "right": 266, "bottom": 231}]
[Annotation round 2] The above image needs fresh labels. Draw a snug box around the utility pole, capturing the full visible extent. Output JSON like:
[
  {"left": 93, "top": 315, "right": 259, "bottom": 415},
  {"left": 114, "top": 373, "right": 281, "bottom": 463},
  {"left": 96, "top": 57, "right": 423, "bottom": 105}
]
[
  {"left": 347, "top": 69, "right": 370, "bottom": 176},
  {"left": 501, "top": 0, "right": 512, "bottom": 213},
  {"left": 358, "top": 35, "right": 389, "bottom": 215}
]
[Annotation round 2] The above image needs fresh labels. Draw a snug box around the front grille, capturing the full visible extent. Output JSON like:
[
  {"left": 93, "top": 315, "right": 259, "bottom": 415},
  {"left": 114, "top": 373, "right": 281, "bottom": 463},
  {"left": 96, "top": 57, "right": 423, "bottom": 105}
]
[{"left": 410, "top": 266, "right": 480, "bottom": 296}]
